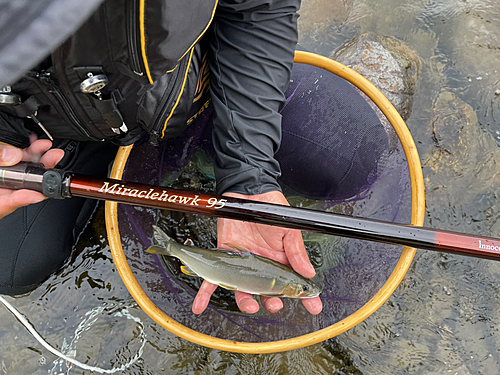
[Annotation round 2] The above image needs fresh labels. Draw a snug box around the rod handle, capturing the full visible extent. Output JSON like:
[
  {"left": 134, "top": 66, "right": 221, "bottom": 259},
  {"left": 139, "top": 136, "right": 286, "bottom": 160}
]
[{"left": 0, "top": 162, "right": 71, "bottom": 199}]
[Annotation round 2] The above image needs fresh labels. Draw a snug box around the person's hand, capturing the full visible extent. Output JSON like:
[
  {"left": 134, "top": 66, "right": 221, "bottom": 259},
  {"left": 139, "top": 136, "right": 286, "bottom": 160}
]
[
  {"left": 192, "top": 190, "right": 323, "bottom": 315},
  {"left": 0, "top": 139, "right": 64, "bottom": 220}
]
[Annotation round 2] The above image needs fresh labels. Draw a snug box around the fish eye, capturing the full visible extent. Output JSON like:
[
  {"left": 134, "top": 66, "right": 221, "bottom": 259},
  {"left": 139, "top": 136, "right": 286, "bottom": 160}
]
[{"left": 302, "top": 285, "right": 309, "bottom": 291}]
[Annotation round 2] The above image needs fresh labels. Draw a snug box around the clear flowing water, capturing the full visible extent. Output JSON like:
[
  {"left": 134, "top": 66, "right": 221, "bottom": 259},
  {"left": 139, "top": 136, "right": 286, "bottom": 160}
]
[{"left": 2, "top": 1, "right": 500, "bottom": 373}]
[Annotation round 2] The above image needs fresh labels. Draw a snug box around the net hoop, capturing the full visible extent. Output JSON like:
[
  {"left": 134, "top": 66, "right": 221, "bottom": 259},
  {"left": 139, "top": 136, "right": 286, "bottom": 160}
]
[{"left": 105, "top": 51, "right": 425, "bottom": 353}]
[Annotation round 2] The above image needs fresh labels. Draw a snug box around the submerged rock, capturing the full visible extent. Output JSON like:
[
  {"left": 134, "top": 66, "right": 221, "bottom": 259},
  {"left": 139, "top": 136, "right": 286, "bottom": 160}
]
[
  {"left": 423, "top": 91, "right": 500, "bottom": 234},
  {"left": 423, "top": 91, "right": 500, "bottom": 187},
  {"left": 331, "top": 32, "right": 421, "bottom": 121},
  {"left": 426, "top": 92, "right": 481, "bottom": 177}
]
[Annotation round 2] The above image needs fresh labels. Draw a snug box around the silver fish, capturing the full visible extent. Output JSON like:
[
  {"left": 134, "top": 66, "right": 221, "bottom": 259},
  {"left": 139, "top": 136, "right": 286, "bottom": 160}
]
[{"left": 147, "top": 225, "right": 321, "bottom": 298}]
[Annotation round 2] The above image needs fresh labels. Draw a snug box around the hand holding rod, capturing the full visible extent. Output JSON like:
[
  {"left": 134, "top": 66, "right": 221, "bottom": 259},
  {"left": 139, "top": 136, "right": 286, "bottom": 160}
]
[{"left": 2, "top": 162, "right": 500, "bottom": 261}]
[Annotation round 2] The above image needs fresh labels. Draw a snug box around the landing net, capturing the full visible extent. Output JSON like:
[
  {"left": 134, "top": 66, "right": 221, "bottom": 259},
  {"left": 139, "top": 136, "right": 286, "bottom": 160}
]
[{"left": 105, "top": 51, "right": 425, "bottom": 353}]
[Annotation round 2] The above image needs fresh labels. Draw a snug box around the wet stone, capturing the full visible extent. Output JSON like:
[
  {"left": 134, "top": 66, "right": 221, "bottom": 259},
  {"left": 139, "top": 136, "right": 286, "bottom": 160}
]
[
  {"left": 422, "top": 91, "right": 500, "bottom": 187},
  {"left": 427, "top": 91, "right": 481, "bottom": 174},
  {"left": 331, "top": 32, "right": 421, "bottom": 121},
  {"left": 423, "top": 91, "right": 500, "bottom": 235}
]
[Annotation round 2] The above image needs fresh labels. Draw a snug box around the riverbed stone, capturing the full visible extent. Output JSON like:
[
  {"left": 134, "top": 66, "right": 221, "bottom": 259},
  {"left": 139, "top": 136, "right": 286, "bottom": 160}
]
[
  {"left": 423, "top": 91, "right": 500, "bottom": 234},
  {"left": 423, "top": 91, "right": 500, "bottom": 186},
  {"left": 331, "top": 32, "right": 421, "bottom": 121},
  {"left": 426, "top": 91, "right": 480, "bottom": 176}
]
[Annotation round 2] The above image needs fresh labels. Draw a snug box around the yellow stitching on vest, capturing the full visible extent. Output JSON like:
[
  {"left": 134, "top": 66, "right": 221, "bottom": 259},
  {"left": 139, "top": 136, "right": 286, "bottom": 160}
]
[
  {"left": 166, "top": 65, "right": 179, "bottom": 74},
  {"left": 161, "top": 48, "right": 195, "bottom": 138},
  {"left": 177, "top": 0, "right": 218, "bottom": 62},
  {"left": 139, "top": 0, "right": 154, "bottom": 84}
]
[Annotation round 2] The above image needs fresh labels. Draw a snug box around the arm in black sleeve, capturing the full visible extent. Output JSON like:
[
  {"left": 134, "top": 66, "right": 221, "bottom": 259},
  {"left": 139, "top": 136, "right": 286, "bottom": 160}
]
[{"left": 208, "top": 0, "right": 300, "bottom": 195}]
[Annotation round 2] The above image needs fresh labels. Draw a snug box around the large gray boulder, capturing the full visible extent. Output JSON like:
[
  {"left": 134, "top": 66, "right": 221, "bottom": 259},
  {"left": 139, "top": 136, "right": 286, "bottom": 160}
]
[{"left": 331, "top": 32, "right": 421, "bottom": 121}]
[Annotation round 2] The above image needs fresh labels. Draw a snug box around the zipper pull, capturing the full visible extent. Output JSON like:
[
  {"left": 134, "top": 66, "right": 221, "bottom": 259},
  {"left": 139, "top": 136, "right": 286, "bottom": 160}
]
[
  {"left": 38, "top": 70, "right": 52, "bottom": 83},
  {"left": 27, "top": 111, "right": 54, "bottom": 141},
  {"left": 111, "top": 122, "right": 129, "bottom": 135},
  {"left": 149, "top": 132, "right": 160, "bottom": 146},
  {"left": 119, "top": 123, "right": 129, "bottom": 133}
]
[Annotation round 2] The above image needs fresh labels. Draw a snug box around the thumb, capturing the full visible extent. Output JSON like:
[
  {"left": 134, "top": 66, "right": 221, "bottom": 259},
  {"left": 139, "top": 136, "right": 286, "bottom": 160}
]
[{"left": 0, "top": 144, "right": 23, "bottom": 166}]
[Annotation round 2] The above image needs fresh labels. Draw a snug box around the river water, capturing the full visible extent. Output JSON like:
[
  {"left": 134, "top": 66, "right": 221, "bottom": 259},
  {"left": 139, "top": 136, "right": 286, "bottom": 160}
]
[{"left": 2, "top": 0, "right": 500, "bottom": 373}]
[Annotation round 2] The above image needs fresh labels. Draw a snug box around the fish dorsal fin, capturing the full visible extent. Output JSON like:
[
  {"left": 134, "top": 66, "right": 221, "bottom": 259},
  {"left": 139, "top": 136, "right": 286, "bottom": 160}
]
[
  {"left": 183, "top": 239, "right": 195, "bottom": 247},
  {"left": 180, "top": 265, "right": 199, "bottom": 277},
  {"left": 221, "top": 243, "right": 252, "bottom": 257}
]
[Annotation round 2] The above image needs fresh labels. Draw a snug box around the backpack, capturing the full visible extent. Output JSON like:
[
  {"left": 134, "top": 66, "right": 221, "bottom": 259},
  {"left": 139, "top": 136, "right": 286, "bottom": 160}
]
[{"left": 0, "top": 0, "right": 216, "bottom": 147}]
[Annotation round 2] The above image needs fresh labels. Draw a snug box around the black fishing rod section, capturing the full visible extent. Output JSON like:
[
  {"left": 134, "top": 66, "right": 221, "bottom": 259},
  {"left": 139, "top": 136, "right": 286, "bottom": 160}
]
[{"left": 1, "top": 162, "right": 500, "bottom": 261}]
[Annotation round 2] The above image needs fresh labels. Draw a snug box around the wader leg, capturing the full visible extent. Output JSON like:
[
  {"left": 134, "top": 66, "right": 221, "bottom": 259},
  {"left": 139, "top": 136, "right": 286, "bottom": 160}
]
[{"left": 0, "top": 141, "right": 117, "bottom": 296}]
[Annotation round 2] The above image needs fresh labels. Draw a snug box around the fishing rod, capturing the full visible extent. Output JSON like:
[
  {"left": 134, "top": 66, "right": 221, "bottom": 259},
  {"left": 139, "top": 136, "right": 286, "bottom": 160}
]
[{"left": 2, "top": 161, "right": 500, "bottom": 261}]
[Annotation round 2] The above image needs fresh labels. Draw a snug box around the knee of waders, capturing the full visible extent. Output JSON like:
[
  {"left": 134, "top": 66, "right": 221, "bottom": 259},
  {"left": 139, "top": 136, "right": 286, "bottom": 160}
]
[
  {"left": 0, "top": 140, "right": 116, "bottom": 296},
  {"left": 0, "top": 197, "right": 93, "bottom": 296}
]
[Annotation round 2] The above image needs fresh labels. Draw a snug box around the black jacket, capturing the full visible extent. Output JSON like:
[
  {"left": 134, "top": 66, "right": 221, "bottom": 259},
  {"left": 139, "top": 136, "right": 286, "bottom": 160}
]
[{"left": 0, "top": 0, "right": 300, "bottom": 195}]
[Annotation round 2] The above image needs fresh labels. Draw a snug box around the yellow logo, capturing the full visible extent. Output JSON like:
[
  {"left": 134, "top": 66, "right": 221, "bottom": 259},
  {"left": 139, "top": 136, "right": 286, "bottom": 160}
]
[{"left": 193, "top": 52, "right": 210, "bottom": 103}]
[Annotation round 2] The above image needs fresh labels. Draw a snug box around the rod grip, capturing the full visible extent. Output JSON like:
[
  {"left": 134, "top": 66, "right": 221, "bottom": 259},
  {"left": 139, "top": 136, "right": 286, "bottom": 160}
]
[
  {"left": 0, "top": 162, "right": 71, "bottom": 199},
  {"left": 0, "top": 162, "right": 45, "bottom": 191}
]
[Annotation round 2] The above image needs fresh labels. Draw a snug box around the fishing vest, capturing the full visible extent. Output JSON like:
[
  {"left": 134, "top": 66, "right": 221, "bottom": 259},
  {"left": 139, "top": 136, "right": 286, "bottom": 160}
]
[{"left": 0, "top": 0, "right": 216, "bottom": 147}]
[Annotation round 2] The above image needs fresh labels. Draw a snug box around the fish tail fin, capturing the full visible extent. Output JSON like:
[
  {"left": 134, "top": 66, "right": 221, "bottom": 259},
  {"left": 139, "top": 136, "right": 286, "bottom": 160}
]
[
  {"left": 146, "top": 245, "right": 172, "bottom": 256},
  {"left": 152, "top": 224, "right": 176, "bottom": 244},
  {"left": 148, "top": 225, "right": 178, "bottom": 256}
]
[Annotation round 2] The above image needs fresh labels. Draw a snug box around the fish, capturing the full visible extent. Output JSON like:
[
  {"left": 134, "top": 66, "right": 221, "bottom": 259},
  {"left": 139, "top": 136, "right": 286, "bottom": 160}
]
[{"left": 146, "top": 225, "right": 321, "bottom": 299}]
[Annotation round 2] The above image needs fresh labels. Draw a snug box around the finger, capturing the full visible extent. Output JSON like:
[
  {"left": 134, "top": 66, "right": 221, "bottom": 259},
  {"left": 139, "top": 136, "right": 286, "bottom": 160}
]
[
  {"left": 234, "top": 291, "right": 260, "bottom": 314},
  {"left": 192, "top": 281, "right": 218, "bottom": 315},
  {"left": 258, "top": 249, "right": 289, "bottom": 266},
  {"left": 217, "top": 218, "right": 289, "bottom": 264},
  {"left": 283, "top": 229, "right": 316, "bottom": 278},
  {"left": 301, "top": 296, "right": 323, "bottom": 315},
  {"left": 39, "top": 148, "right": 65, "bottom": 168},
  {"left": 228, "top": 239, "right": 289, "bottom": 265},
  {"left": 0, "top": 144, "right": 23, "bottom": 166},
  {"left": 0, "top": 190, "right": 45, "bottom": 220},
  {"left": 22, "top": 139, "right": 53, "bottom": 162},
  {"left": 260, "top": 296, "right": 283, "bottom": 314}
]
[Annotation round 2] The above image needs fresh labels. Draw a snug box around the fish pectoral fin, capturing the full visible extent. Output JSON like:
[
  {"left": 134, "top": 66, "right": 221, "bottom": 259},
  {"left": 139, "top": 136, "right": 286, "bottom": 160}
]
[
  {"left": 183, "top": 239, "right": 196, "bottom": 247},
  {"left": 222, "top": 243, "right": 252, "bottom": 257},
  {"left": 217, "top": 283, "right": 238, "bottom": 291},
  {"left": 180, "top": 265, "right": 199, "bottom": 277}
]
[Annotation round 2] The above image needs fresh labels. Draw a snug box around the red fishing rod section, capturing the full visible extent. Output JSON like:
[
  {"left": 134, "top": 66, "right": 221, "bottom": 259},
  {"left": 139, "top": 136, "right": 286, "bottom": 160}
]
[{"left": 2, "top": 162, "right": 500, "bottom": 261}]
